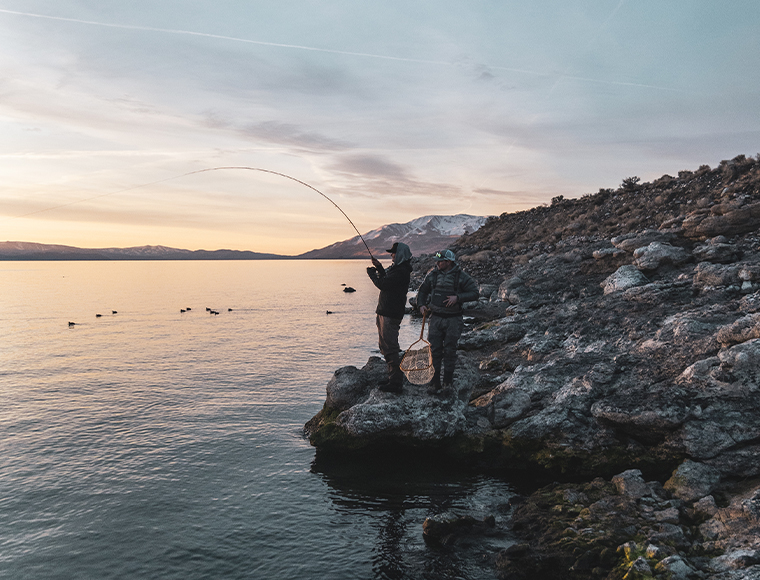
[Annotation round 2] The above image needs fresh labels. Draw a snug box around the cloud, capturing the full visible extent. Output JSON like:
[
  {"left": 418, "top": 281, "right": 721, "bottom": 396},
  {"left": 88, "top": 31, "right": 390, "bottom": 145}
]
[
  {"left": 330, "top": 154, "right": 410, "bottom": 180},
  {"left": 237, "top": 121, "right": 352, "bottom": 152}
]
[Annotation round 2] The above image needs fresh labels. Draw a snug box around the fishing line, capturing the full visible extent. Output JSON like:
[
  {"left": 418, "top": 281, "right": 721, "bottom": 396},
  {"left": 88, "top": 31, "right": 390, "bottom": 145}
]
[
  {"left": 4, "top": 166, "right": 374, "bottom": 258},
  {"left": 183, "top": 167, "right": 373, "bottom": 258}
]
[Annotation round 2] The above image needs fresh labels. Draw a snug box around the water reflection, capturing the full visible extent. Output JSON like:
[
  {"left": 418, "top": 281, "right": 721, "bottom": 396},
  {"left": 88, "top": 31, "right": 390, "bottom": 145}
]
[{"left": 312, "top": 454, "right": 515, "bottom": 580}]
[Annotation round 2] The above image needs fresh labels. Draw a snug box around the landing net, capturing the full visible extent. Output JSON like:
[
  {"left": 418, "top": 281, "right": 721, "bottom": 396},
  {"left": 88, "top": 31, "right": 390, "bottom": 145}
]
[{"left": 400, "top": 312, "right": 434, "bottom": 385}]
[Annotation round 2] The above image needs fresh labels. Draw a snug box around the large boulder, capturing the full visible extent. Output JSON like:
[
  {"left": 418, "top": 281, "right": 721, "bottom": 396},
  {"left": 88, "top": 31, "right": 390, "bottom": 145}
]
[
  {"left": 611, "top": 229, "right": 676, "bottom": 253},
  {"left": 324, "top": 357, "right": 384, "bottom": 411},
  {"left": 682, "top": 203, "right": 760, "bottom": 239},
  {"left": 601, "top": 265, "right": 649, "bottom": 294},
  {"left": 632, "top": 241, "right": 690, "bottom": 270},
  {"left": 693, "top": 262, "right": 741, "bottom": 289},
  {"left": 497, "top": 276, "right": 533, "bottom": 305},
  {"left": 663, "top": 460, "right": 721, "bottom": 501},
  {"left": 470, "top": 383, "right": 532, "bottom": 428},
  {"left": 716, "top": 313, "right": 760, "bottom": 346},
  {"left": 612, "top": 469, "right": 650, "bottom": 499},
  {"left": 693, "top": 236, "right": 741, "bottom": 263},
  {"left": 458, "top": 319, "right": 526, "bottom": 350},
  {"left": 308, "top": 357, "right": 479, "bottom": 448},
  {"left": 700, "top": 484, "right": 760, "bottom": 552}
]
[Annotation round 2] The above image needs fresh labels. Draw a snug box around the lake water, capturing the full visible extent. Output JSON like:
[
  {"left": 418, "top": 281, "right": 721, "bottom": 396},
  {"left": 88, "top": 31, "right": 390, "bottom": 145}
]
[{"left": 0, "top": 260, "right": 513, "bottom": 580}]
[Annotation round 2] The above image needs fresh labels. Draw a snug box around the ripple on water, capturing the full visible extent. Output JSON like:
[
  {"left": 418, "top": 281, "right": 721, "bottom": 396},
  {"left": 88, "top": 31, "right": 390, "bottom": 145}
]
[{"left": 0, "top": 261, "right": 515, "bottom": 579}]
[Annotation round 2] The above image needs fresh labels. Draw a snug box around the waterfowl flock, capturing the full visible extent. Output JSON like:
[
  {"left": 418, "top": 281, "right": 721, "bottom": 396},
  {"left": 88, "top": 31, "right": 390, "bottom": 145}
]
[{"left": 68, "top": 285, "right": 356, "bottom": 326}]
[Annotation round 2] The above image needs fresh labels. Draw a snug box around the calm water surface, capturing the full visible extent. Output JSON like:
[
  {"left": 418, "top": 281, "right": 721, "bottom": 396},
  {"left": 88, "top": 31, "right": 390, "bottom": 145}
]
[{"left": 0, "top": 261, "right": 512, "bottom": 580}]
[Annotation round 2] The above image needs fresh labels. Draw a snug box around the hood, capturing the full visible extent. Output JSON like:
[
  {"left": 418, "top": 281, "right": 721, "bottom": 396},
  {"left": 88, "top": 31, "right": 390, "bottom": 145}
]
[{"left": 393, "top": 242, "right": 412, "bottom": 264}]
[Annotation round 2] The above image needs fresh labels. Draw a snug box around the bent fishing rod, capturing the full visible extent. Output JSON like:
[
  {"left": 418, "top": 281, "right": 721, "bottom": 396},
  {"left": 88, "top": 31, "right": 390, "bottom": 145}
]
[{"left": 183, "top": 167, "right": 374, "bottom": 259}]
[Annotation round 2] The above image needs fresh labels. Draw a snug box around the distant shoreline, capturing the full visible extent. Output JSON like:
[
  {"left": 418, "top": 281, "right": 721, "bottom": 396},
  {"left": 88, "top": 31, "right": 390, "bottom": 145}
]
[{"left": 0, "top": 255, "right": 378, "bottom": 261}]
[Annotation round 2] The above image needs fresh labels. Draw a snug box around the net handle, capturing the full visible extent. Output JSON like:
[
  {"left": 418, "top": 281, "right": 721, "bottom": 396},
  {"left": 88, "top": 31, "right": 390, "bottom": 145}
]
[{"left": 419, "top": 310, "right": 428, "bottom": 339}]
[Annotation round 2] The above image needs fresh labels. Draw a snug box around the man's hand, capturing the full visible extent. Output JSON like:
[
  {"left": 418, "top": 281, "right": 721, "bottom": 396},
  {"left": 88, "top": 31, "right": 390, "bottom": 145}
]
[
  {"left": 371, "top": 257, "right": 382, "bottom": 270},
  {"left": 419, "top": 305, "right": 430, "bottom": 316},
  {"left": 443, "top": 295, "right": 458, "bottom": 307}
]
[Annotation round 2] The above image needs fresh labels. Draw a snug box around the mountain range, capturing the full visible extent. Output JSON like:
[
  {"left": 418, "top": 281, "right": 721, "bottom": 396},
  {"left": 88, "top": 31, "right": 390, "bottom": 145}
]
[{"left": 0, "top": 214, "right": 488, "bottom": 260}]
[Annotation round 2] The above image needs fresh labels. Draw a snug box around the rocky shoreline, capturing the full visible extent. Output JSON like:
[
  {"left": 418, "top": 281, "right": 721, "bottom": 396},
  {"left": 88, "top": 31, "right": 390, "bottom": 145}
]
[{"left": 305, "top": 154, "right": 760, "bottom": 579}]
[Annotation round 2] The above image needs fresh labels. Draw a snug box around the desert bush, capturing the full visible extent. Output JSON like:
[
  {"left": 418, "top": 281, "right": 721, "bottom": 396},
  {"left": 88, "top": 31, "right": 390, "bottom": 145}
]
[{"left": 621, "top": 176, "right": 641, "bottom": 191}]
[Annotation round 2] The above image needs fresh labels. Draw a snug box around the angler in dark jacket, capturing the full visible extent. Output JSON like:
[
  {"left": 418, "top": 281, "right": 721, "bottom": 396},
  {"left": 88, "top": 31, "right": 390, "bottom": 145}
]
[
  {"left": 416, "top": 249, "right": 479, "bottom": 393},
  {"left": 367, "top": 242, "right": 413, "bottom": 392}
]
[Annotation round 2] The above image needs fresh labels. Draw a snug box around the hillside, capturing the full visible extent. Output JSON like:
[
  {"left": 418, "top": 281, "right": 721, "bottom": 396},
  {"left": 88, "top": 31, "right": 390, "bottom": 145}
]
[
  {"left": 0, "top": 242, "right": 289, "bottom": 261},
  {"left": 444, "top": 154, "right": 760, "bottom": 284},
  {"left": 308, "top": 153, "right": 760, "bottom": 579}
]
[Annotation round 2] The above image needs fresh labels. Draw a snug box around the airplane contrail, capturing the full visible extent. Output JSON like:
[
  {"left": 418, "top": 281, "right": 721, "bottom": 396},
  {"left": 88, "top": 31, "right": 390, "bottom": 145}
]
[{"left": 0, "top": 7, "right": 684, "bottom": 92}]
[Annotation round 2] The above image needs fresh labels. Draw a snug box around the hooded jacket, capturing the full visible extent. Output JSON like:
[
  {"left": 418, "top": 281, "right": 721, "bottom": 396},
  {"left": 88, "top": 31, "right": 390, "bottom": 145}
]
[
  {"left": 367, "top": 242, "right": 413, "bottom": 319},
  {"left": 416, "top": 263, "right": 479, "bottom": 316}
]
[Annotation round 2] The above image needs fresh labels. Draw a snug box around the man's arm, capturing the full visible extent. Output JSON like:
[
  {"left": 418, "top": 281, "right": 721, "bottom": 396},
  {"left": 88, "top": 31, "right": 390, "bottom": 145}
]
[
  {"left": 456, "top": 273, "right": 480, "bottom": 304},
  {"left": 416, "top": 273, "right": 433, "bottom": 313},
  {"left": 366, "top": 258, "right": 387, "bottom": 288}
]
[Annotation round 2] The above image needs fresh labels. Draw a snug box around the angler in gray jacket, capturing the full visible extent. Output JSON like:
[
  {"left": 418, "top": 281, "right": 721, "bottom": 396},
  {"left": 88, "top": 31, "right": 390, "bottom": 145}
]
[{"left": 416, "top": 249, "right": 479, "bottom": 393}]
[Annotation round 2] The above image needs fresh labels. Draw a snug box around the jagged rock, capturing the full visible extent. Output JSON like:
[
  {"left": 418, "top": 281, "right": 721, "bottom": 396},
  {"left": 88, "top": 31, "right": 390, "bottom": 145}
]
[
  {"left": 682, "top": 203, "right": 760, "bottom": 239},
  {"left": 470, "top": 383, "right": 532, "bottom": 428},
  {"left": 308, "top": 357, "right": 479, "bottom": 447},
  {"left": 704, "top": 444, "right": 760, "bottom": 478},
  {"left": 694, "top": 262, "right": 741, "bottom": 288},
  {"left": 740, "top": 291, "right": 760, "bottom": 313},
  {"left": 611, "top": 229, "right": 676, "bottom": 252},
  {"left": 716, "top": 313, "right": 760, "bottom": 346},
  {"left": 632, "top": 241, "right": 690, "bottom": 270},
  {"left": 739, "top": 265, "right": 760, "bottom": 281},
  {"left": 478, "top": 283, "right": 498, "bottom": 299},
  {"left": 700, "top": 485, "right": 760, "bottom": 552},
  {"left": 458, "top": 319, "right": 526, "bottom": 350},
  {"left": 601, "top": 265, "right": 649, "bottom": 294},
  {"left": 654, "top": 554, "right": 695, "bottom": 579},
  {"left": 496, "top": 276, "right": 524, "bottom": 301},
  {"left": 324, "top": 357, "right": 383, "bottom": 411},
  {"left": 593, "top": 246, "right": 626, "bottom": 260},
  {"left": 663, "top": 460, "right": 721, "bottom": 502},
  {"left": 694, "top": 495, "right": 719, "bottom": 518},
  {"left": 638, "top": 311, "right": 720, "bottom": 355},
  {"left": 612, "top": 469, "right": 650, "bottom": 499},
  {"left": 627, "top": 556, "right": 652, "bottom": 577},
  {"left": 693, "top": 237, "right": 741, "bottom": 263},
  {"left": 710, "top": 550, "right": 760, "bottom": 573}
]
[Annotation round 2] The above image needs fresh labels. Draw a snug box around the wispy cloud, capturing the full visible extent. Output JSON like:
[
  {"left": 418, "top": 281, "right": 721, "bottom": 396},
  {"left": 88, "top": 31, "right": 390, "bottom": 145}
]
[
  {"left": 0, "top": 7, "right": 686, "bottom": 94},
  {"left": 238, "top": 121, "right": 352, "bottom": 152}
]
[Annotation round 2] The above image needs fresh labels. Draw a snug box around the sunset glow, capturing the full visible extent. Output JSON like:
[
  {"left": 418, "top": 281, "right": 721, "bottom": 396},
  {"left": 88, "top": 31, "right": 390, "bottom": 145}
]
[{"left": 1, "top": 1, "right": 758, "bottom": 253}]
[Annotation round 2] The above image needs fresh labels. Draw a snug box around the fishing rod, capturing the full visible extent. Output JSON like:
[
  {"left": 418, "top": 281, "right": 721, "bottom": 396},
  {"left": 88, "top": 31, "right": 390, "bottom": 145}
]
[
  {"left": 8, "top": 166, "right": 375, "bottom": 259},
  {"left": 182, "top": 167, "right": 374, "bottom": 259}
]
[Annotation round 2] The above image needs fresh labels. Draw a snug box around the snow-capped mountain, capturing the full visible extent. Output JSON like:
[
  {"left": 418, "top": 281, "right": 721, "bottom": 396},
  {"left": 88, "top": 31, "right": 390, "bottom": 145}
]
[{"left": 296, "top": 214, "right": 489, "bottom": 259}]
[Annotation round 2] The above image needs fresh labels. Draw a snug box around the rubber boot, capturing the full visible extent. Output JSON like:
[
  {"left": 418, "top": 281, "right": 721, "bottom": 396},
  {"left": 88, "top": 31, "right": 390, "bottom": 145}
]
[
  {"left": 442, "top": 369, "right": 455, "bottom": 389},
  {"left": 380, "top": 354, "right": 403, "bottom": 393},
  {"left": 388, "top": 361, "right": 404, "bottom": 393},
  {"left": 427, "top": 367, "right": 442, "bottom": 394}
]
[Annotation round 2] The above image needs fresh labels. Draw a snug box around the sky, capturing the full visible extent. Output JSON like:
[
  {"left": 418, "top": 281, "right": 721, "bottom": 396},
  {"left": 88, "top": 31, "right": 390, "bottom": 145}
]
[{"left": 0, "top": 1, "right": 758, "bottom": 254}]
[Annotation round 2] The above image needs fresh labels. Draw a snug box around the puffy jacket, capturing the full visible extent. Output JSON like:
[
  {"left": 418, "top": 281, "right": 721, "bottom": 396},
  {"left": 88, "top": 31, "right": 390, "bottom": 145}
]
[
  {"left": 367, "top": 244, "right": 412, "bottom": 319},
  {"left": 416, "top": 264, "right": 479, "bottom": 316}
]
